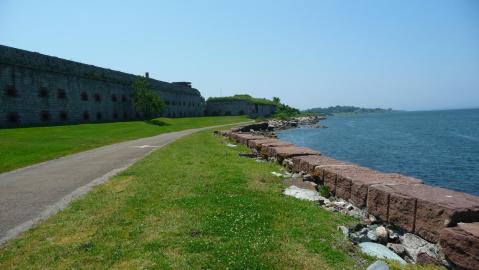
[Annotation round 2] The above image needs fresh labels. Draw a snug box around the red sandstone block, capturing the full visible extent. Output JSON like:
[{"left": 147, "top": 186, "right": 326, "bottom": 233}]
[
  {"left": 334, "top": 166, "right": 378, "bottom": 201},
  {"left": 388, "top": 191, "right": 417, "bottom": 232},
  {"left": 367, "top": 184, "right": 392, "bottom": 221},
  {"left": 236, "top": 134, "right": 267, "bottom": 145},
  {"left": 322, "top": 168, "right": 337, "bottom": 195},
  {"left": 259, "top": 142, "right": 295, "bottom": 157},
  {"left": 248, "top": 138, "right": 281, "bottom": 150},
  {"left": 413, "top": 186, "right": 479, "bottom": 243},
  {"left": 291, "top": 155, "right": 324, "bottom": 173},
  {"left": 267, "top": 146, "right": 320, "bottom": 162},
  {"left": 369, "top": 184, "right": 479, "bottom": 243},
  {"left": 291, "top": 155, "right": 353, "bottom": 176},
  {"left": 351, "top": 173, "right": 422, "bottom": 209},
  {"left": 229, "top": 132, "right": 244, "bottom": 142},
  {"left": 440, "top": 222, "right": 479, "bottom": 270},
  {"left": 312, "top": 158, "right": 352, "bottom": 178},
  {"left": 319, "top": 165, "right": 354, "bottom": 196}
]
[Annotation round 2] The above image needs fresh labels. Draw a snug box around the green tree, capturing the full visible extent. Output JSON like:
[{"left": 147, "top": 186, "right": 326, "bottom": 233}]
[
  {"left": 131, "top": 77, "right": 165, "bottom": 119},
  {"left": 272, "top": 97, "right": 281, "bottom": 104}
]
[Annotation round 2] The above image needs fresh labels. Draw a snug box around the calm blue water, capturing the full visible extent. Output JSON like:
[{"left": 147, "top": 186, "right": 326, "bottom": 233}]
[{"left": 278, "top": 109, "right": 479, "bottom": 196}]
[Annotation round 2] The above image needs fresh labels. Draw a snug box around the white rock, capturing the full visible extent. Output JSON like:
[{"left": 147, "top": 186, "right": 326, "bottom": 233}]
[
  {"left": 388, "top": 229, "right": 399, "bottom": 241},
  {"left": 387, "top": 243, "right": 406, "bottom": 257},
  {"left": 367, "top": 230, "right": 378, "bottom": 242},
  {"left": 366, "top": 260, "right": 390, "bottom": 270},
  {"left": 338, "top": 225, "right": 349, "bottom": 238},
  {"left": 226, "top": 143, "right": 237, "bottom": 147},
  {"left": 333, "top": 201, "right": 347, "bottom": 207},
  {"left": 271, "top": 172, "right": 283, "bottom": 177},
  {"left": 401, "top": 233, "right": 440, "bottom": 261},
  {"left": 283, "top": 185, "right": 323, "bottom": 201},
  {"left": 376, "top": 226, "right": 389, "bottom": 243},
  {"left": 359, "top": 242, "right": 407, "bottom": 264}
]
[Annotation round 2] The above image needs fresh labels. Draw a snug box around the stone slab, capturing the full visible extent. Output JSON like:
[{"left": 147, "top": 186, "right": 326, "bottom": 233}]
[
  {"left": 312, "top": 159, "right": 353, "bottom": 179},
  {"left": 368, "top": 184, "right": 479, "bottom": 242},
  {"left": 318, "top": 165, "right": 355, "bottom": 196},
  {"left": 412, "top": 186, "right": 479, "bottom": 243},
  {"left": 291, "top": 155, "right": 347, "bottom": 174},
  {"left": 267, "top": 146, "right": 320, "bottom": 162},
  {"left": 440, "top": 222, "right": 479, "bottom": 270},
  {"left": 259, "top": 142, "right": 298, "bottom": 158},
  {"left": 367, "top": 184, "right": 392, "bottom": 222},
  {"left": 236, "top": 134, "right": 268, "bottom": 145},
  {"left": 248, "top": 138, "right": 282, "bottom": 150},
  {"left": 351, "top": 173, "right": 423, "bottom": 209},
  {"left": 328, "top": 165, "right": 369, "bottom": 201}
]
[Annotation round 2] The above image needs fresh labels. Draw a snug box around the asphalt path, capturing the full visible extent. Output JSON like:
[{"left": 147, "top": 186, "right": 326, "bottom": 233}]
[{"left": 0, "top": 123, "right": 245, "bottom": 245}]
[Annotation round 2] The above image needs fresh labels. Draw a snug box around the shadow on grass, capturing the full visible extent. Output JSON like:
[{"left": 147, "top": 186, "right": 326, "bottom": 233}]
[
  {"left": 144, "top": 119, "right": 170, "bottom": 126},
  {"left": 0, "top": 119, "right": 173, "bottom": 130}
]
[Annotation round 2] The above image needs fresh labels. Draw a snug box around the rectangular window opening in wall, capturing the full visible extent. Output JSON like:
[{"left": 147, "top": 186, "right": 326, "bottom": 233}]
[
  {"left": 57, "top": 89, "right": 66, "bottom": 99},
  {"left": 165, "top": 101, "right": 170, "bottom": 105},
  {"left": 5, "top": 85, "right": 18, "bottom": 97},
  {"left": 94, "top": 94, "right": 101, "bottom": 102},
  {"left": 111, "top": 94, "right": 117, "bottom": 102},
  {"left": 40, "top": 111, "right": 51, "bottom": 122},
  {"left": 83, "top": 111, "right": 90, "bottom": 120},
  {"left": 7, "top": 112, "right": 20, "bottom": 123},
  {"left": 81, "top": 92, "right": 88, "bottom": 101},
  {"left": 38, "top": 87, "right": 49, "bottom": 97},
  {"left": 122, "top": 95, "right": 127, "bottom": 102},
  {"left": 96, "top": 112, "right": 102, "bottom": 120},
  {"left": 123, "top": 112, "right": 128, "bottom": 119},
  {"left": 113, "top": 111, "right": 118, "bottom": 119},
  {"left": 60, "top": 111, "right": 68, "bottom": 121}
]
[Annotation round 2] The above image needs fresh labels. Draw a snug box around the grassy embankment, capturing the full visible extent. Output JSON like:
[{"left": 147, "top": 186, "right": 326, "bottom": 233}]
[
  {"left": 0, "top": 130, "right": 441, "bottom": 269},
  {"left": 0, "top": 116, "right": 248, "bottom": 173}
]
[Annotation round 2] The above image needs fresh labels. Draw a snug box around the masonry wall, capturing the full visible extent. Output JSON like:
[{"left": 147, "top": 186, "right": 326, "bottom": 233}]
[
  {"left": 0, "top": 45, "right": 205, "bottom": 127},
  {"left": 205, "top": 100, "right": 276, "bottom": 118}
]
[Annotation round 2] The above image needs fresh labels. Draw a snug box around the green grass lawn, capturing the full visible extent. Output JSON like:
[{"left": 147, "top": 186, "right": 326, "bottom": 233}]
[
  {"left": 0, "top": 130, "right": 360, "bottom": 269},
  {"left": 0, "top": 130, "right": 441, "bottom": 269},
  {"left": 0, "top": 116, "right": 249, "bottom": 173}
]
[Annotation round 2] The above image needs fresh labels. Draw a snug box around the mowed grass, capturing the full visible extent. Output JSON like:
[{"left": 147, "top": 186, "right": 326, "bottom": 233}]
[
  {"left": 0, "top": 130, "right": 442, "bottom": 269},
  {"left": 0, "top": 116, "right": 248, "bottom": 173},
  {"left": 0, "top": 130, "right": 367, "bottom": 269}
]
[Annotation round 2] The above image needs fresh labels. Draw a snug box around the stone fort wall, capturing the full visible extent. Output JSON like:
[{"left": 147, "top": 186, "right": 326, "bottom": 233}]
[
  {"left": 0, "top": 45, "right": 205, "bottom": 127},
  {"left": 205, "top": 100, "right": 276, "bottom": 118}
]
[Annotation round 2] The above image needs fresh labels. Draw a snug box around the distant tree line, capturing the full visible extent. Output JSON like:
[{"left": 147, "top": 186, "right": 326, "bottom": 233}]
[
  {"left": 271, "top": 97, "right": 301, "bottom": 119},
  {"left": 304, "top": 105, "right": 392, "bottom": 116}
]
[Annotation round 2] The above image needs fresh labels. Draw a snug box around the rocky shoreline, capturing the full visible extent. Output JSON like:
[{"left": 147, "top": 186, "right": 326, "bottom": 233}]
[
  {"left": 267, "top": 115, "right": 326, "bottom": 130},
  {"left": 218, "top": 121, "right": 479, "bottom": 270}
]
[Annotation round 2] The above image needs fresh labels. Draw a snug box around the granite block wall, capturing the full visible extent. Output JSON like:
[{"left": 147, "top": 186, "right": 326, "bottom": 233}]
[
  {"left": 0, "top": 45, "right": 205, "bottom": 127},
  {"left": 205, "top": 100, "right": 276, "bottom": 118}
]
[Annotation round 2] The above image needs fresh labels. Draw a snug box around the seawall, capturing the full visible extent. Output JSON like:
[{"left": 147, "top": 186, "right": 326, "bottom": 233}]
[{"left": 221, "top": 122, "right": 479, "bottom": 269}]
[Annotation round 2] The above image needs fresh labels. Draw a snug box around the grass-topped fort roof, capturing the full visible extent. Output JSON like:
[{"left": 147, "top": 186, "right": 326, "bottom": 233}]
[{"left": 207, "top": 94, "right": 276, "bottom": 105}]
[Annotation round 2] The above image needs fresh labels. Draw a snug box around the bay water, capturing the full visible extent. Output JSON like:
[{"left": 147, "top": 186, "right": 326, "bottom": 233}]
[{"left": 278, "top": 109, "right": 479, "bottom": 195}]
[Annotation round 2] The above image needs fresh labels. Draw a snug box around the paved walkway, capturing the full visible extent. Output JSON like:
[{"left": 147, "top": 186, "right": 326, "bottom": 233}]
[{"left": 0, "top": 124, "right": 243, "bottom": 245}]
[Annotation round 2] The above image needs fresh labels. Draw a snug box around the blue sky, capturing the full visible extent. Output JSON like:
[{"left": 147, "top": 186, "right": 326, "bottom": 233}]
[{"left": 1, "top": 0, "right": 478, "bottom": 110}]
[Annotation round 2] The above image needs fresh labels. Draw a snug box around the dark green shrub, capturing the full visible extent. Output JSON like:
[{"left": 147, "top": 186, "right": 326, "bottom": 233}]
[
  {"left": 319, "top": 185, "right": 330, "bottom": 198},
  {"left": 131, "top": 77, "right": 165, "bottom": 119}
]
